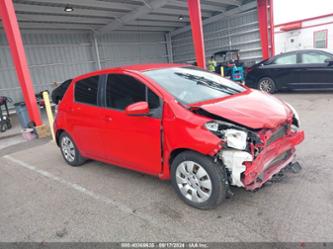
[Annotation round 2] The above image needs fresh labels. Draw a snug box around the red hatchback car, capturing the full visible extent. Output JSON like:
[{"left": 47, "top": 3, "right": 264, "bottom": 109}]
[{"left": 54, "top": 64, "right": 304, "bottom": 209}]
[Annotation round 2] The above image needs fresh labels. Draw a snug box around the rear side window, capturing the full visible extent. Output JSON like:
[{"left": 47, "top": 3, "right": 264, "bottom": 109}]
[
  {"left": 273, "top": 54, "right": 297, "bottom": 65},
  {"left": 75, "top": 76, "right": 99, "bottom": 105},
  {"left": 106, "top": 74, "right": 160, "bottom": 110}
]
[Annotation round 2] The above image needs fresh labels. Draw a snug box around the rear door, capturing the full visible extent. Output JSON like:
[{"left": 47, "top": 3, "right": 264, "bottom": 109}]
[
  {"left": 100, "top": 73, "right": 163, "bottom": 175},
  {"left": 297, "top": 51, "right": 333, "bottom": 89},
  {"left": 68, "top": 75, "right": 105, "bottom": 159},
  {"left": 262, "top": 52, "right": 301, "bottom": 89}
]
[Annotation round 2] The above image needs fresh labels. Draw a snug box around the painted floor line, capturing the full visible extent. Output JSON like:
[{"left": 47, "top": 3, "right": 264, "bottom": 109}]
[
  {"left": 2, "top": 155, "right": 191, "bottom": 240},
  {"left": 3, "top": 155, "right": 136, "bottom": 217}
]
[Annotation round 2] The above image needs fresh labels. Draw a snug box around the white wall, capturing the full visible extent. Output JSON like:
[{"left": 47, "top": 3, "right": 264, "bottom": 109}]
[
  {"left": 274, "top": 0, "right": 333, "bottom": 25},
  {"left": 274, "top": 15, "right": 333, "bottom": 54}
]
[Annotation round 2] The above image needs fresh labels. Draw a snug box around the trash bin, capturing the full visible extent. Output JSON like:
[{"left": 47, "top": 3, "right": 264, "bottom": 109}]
[{"left": 14, "top": 102, "right": 31, "bottom": 129}]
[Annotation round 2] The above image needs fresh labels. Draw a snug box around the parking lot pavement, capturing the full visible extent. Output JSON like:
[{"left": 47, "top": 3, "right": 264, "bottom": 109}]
[{"left": 1, "top": 93, "right": 333, "bottom": 242}]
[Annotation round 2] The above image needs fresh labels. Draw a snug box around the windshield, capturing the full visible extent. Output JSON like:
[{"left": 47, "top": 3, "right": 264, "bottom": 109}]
[{"left": 143, "top": 67, "right": 245, "bottom": 104}]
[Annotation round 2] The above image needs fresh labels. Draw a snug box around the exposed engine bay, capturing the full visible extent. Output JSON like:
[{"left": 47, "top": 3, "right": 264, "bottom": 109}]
[{"left": 194, "top": 106, "right": 304, "bottom": 189}]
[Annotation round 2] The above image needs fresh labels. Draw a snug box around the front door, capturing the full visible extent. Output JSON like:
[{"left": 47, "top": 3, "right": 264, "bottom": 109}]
[
  {"left": 297, "top": 51, "right": 333, "bottom": 89},
  {"left": 100, "top": 73, "right": 162, "bottom": 175}
]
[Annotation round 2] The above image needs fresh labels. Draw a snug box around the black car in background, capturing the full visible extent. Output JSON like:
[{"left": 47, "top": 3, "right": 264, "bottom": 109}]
[
  {"left": 245, "top": 49, "right": 333, "bottom": 93},
  {"left": 51, "top": 79, "right": 72, "bottom": 104}
]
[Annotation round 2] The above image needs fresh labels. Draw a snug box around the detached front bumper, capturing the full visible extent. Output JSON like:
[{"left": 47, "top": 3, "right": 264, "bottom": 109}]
[{"left": 243, "top": 129, "right": 304, "bottom": 190}]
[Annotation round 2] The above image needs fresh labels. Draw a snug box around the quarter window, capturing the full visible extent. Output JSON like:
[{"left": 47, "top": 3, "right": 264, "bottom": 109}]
[
  {"left": 314, "top": 30, "right": 327, "bottom": 48},
  {"left": 75, "top": 76, "right": 99, "bottom": 105},
  {"left": 106, "top": 74, "right": 160, "bottom": 110},
  {"left": 273, "top": 54, "right": 297, "bottom": 64}
]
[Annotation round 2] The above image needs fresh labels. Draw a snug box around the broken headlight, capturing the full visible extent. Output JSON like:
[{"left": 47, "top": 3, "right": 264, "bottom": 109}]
[
  {"left": 204, "top": 121, "right": 248, "bottom": 150},
  {"left": 286, "top": 103, "right": 300, "bottom": 128}
]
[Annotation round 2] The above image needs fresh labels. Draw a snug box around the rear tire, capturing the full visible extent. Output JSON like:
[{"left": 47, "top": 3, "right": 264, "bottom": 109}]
[
  {"left": 59, "top": 132, "right": 86, "bottom": 167},
  {"left": 171, "top": 151, "right": 227, "bottom": 209},
  {"left": 257, "top": 77, "right": 276, "bottom": 94},
  {"left": 0, "top": 123, "right": 7, "bottom": 133}
]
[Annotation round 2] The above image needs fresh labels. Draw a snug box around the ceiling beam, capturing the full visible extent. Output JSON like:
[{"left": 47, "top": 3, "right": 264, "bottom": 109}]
[
  {"left": 167, "top": 0, "right": 226, "bottom": 12},
  {"left": 99, "top": 0, "right": 171, "bottom": 32},
  {"left": 116, "top": 26, "right": 173, "bottom": 32},
  {"left": 141, "top": 14, "right": 190, "bottom": 22},
  {"left": 0, "top": 22, "right": 98, "bottom": 30},
  {"left": 170, "top": 1, "right": 257, "bottom": 36},
  {"left": 153, "top": 8, "right": 211, "bottom": 17},
  {"left": 204, "top": 0, "right": 242, "bottom": 6},
  {"left": 16, "top": 14, "right": 111, "bottom": 25},
  {"left": 13, "top": 0, "right": 140, "bottom": 11},
  {"left": 127, "top": 20, "right": 184, "bottom": 28},
  {"left": 13, "top": 3, "right": 124, "bottom": 18}
]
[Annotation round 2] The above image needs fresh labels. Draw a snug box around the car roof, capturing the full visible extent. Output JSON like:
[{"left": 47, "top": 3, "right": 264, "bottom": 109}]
[
  {"left": 277, "top": 49, "right": 333, "bottom": 56},
  {"left": 73, "top": 63, "right": 188, "bottom": 81},
  {"left": 117, "top": 63, "right": 188, "bottom": 71}
]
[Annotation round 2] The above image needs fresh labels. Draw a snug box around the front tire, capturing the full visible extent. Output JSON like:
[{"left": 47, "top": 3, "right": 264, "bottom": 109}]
[
  {"left": 59, "top": 132, "right": 86, "bottom": 167},
  {"left": 171, "top": 151, "right": 227, "bottom": 209},
  {"left": 257, "top": 77, "right": 276, "bottom": 94}
]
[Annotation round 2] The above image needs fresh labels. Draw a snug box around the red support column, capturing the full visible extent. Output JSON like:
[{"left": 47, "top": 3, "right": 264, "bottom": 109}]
[
  {"left": 269, "top": 0, "right": 275, "bottom": 56},
  {"left": 187, "top": 0, "right": 206, "bottom": 69},
  {"left": 257, "top": 0, "right": 275, "bottom": 59},
  {"left": 257, "top": 0, "right": 269, "bottom": 59},
  {"left": 0, "top": 0, "right": 42, "bottom": 126}
]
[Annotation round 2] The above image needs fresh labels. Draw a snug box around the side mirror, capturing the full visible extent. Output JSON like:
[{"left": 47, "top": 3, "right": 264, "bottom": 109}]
[
  {"left": 326, "top": 60, "right": 333, "bottom": 66},
  {"left": 125, "top": 101, "right": 150, "bottom": 116}
]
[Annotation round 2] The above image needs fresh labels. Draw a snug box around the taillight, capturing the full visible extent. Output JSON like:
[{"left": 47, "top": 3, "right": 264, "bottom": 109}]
[{"left": 246, "top": 67, "right": 254, "bottom": 73}]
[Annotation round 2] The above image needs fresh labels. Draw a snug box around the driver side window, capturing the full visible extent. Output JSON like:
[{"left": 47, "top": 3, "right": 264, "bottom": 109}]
[
  {"left": 106, "top": 74, "right": 160, "bottom": 111},
  {"left": 301, "top": 51, "right": 331, "bottom": 64}
]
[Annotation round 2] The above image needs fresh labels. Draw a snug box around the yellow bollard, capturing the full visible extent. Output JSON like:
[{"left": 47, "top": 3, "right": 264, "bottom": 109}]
[
  {"left": 42, "top": 91, "right": 55, "bottom": 141},
  {"left": 220, "top": 66, "right": 224, "bottom": 77}
]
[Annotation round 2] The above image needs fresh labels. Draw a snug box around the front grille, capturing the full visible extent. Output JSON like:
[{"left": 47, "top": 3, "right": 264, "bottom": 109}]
[
  {"left": 264, "top": 150, "right": 292, "bottom": 171},
  {"left": 266, "top": 124, "right": 288, "bottom": 146}
]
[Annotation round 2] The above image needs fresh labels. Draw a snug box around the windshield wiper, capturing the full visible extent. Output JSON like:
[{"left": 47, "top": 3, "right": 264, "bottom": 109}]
[
  {"left": 175, "top": 72, "right": 241, "bottom": 94},
  {"left": 196, "top": 80, "right": 237, "bottom": 95}
]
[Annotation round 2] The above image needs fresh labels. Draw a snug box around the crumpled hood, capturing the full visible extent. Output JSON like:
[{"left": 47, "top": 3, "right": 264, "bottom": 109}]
[{"left": 196, "top": 90, "right": 292, "bottom": 129}]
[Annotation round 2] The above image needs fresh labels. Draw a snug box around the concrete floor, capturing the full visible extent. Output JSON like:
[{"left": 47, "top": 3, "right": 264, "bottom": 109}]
[
  {"left": 0, "top": 92, "right": 332, "bottom": 242},
  {"left": 0, "top": 109, "right": 50, "bottom": 150}
]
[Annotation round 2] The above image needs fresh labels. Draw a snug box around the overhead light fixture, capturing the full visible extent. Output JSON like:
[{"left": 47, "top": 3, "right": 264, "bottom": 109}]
[
  {"left": 64, "top": 5, "right": 74, "bottom": 12},
  {"left": 178, "top": 15, "right": 184, "bottom": 21}
]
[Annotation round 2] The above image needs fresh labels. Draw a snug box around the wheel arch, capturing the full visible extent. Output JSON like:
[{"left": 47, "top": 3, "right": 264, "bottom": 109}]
[
  {"left": 168, "top": 147, "right": 216, "bottom": 169},
  {"left": 55, "top": 129, "right": 65, "bottom": 147}
]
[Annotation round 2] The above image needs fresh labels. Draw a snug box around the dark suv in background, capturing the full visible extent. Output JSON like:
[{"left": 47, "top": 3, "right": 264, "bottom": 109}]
[{"left": 245, "top": 49, "right": 333, "bottom": 93}]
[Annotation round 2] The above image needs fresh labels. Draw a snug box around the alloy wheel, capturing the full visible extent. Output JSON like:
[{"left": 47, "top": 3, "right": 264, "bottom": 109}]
[
  {"left": 175, "top": 161, "right": 212, "bottom": 203},
  {"left": 61, "top": 136, "right": 76, "bottom": 162},
  {"left": 259, "top": 78, "right": 274, "bottom": 93}
]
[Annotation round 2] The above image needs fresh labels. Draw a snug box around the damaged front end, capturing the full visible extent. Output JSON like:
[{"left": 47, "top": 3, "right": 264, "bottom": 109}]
[{"left": 204, "top": 113, "right": 304, "bottom": 190}]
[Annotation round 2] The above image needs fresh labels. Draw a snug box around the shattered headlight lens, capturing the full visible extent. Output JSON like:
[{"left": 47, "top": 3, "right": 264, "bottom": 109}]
[
  {"left": 286, "top": 103, "right": 300, "bottom": 128},
  {"left": 204, "top": 121, "right": 219, "bottom": 133},
  {"left": 204, "top": 121, "right": 248, "bottom": 150},
  {"left": 224, "top": 129, "right": 248, "bottom": 150}
]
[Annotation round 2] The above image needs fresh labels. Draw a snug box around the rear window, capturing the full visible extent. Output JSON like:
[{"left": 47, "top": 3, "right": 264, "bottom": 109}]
[{"left": 74, "top": 76, "right": 99, "bottom": 105}]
